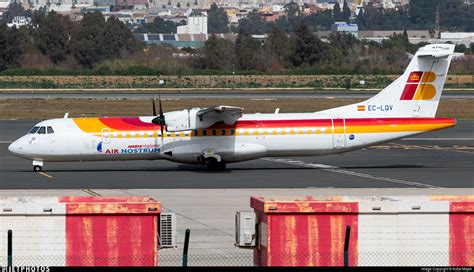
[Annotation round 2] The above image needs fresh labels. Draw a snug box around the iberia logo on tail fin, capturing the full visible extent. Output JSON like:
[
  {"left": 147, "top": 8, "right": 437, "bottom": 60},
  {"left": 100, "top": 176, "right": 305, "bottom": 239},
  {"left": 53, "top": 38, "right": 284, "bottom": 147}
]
[{"left": 400, "top": 71, "right": 437, "bottom": 100}]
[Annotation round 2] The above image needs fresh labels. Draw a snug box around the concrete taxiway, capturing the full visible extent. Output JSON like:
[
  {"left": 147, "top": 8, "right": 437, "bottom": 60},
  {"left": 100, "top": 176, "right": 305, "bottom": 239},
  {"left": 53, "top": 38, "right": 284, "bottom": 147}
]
[
  {"left": 0, "top": 120, "right": 472, "bottom": 189},
  {"left": 0, "top": 120, "right": 472, "bottom": 265}
]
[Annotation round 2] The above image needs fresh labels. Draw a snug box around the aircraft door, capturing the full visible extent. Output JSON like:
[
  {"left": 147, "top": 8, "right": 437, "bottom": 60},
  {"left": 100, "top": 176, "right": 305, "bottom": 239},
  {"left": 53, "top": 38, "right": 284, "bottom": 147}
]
[
  {"left": 97, "top": 128, "right": 112, "bottom": 152},
  {"left": 332, "top": 117, "right": 346, "bottom": 149},
  {"left": 102, "top": 128, "right": 111, "bottom": 145}
]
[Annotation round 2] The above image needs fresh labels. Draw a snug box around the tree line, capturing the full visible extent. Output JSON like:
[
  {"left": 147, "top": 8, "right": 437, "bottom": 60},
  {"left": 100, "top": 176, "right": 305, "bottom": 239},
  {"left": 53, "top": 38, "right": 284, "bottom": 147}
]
[
  {"left": 196, "top": 25, "right": 433, "bottom": 75},
  {"left": 0, "top": 7, "right": 140, "bottom": 71},
  {"left": 1, "top": 3, "right": 473, "bottom": 75}
]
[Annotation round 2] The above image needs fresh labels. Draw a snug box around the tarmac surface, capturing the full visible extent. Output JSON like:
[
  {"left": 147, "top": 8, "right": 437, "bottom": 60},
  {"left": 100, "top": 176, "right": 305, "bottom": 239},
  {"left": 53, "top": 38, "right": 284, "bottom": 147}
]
[
  {"left": 1, "top": 120, "right": 473, "bottom": 189},
  {"left": 0, "top": 119, "right": 472, "bottom": 264},
  {"left": 1, "top": 91, "right": 473, "bottom": 100}
]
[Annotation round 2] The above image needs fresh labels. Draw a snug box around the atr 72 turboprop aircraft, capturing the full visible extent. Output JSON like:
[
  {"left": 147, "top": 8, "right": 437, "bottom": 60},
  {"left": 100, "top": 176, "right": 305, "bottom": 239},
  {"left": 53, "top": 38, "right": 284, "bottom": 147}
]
[{"left": 9, "top": 44, "right": 458, "bottom": 172}]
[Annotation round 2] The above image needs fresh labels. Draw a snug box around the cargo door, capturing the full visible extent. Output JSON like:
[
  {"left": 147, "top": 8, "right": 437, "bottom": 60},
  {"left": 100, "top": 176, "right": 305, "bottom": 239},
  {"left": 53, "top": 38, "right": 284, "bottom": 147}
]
[{"left": 332, "top": 117, "right": 346, "bottom": 149}]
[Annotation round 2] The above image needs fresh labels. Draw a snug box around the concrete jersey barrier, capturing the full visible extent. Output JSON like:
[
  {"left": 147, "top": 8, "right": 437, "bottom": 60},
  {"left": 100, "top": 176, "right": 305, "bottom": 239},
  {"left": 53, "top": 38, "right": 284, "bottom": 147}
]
[
  {"left": 250, "top": 195, "right": 473, "bottom": 267},
  {"left": 0, "top": 196, "right": 161, "bottom": 266}
]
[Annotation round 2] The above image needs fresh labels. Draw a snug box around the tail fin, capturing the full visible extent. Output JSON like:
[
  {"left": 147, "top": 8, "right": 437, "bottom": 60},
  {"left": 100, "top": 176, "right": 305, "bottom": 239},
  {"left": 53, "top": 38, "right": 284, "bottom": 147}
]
[{"left": 324, "top": 44, "right": 457, "bottom": 118}]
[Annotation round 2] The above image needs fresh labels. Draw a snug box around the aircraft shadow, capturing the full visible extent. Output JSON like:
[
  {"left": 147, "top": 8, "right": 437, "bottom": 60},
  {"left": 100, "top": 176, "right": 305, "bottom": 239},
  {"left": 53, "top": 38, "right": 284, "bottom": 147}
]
[{"left": 5, "top": 164, "right": 424, "bottom": 173}]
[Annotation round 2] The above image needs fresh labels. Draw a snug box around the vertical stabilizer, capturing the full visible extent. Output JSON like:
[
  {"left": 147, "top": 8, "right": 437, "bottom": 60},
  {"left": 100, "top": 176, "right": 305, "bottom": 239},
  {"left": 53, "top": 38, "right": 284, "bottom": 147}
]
[{"left": 323, "top": 44, "right": 457, "bottom": 118}]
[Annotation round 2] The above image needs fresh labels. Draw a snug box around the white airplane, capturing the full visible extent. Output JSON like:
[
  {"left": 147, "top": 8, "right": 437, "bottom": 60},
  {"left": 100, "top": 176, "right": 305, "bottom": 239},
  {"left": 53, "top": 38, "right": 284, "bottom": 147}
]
[{"left": 9, "top": 44, "right": 458, "bottom": 172}]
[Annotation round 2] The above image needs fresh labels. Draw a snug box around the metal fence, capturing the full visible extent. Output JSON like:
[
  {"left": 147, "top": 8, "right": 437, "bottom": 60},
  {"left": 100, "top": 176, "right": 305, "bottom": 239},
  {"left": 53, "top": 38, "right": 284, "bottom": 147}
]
[
  {"left": 0, "top": 252, "right": 472, "bottom": 267},
  {"left": 0, "top": 226, "right": 471, "bottom": 267}
]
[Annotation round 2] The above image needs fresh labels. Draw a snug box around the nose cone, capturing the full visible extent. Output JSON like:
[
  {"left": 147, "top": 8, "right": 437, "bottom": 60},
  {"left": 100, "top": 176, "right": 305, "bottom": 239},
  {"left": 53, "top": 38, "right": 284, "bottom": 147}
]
[{"left": 8, "top": 140, "right": 21, "bottom": 155}]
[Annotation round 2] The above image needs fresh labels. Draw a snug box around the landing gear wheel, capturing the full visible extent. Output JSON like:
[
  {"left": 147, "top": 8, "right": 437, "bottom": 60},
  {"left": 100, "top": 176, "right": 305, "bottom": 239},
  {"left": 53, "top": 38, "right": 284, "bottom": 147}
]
[
  {"left": 205, "top": 158, "right": 226, "bottom": 171},
  {"left": 33, "top": 165, "right": 42, "bottom": 172},
  {"left": 217, "top": 160, "right": 227, "bottom": 171},
  {"left": 205, "top": 157, "right": 218, "bottom": 171}
]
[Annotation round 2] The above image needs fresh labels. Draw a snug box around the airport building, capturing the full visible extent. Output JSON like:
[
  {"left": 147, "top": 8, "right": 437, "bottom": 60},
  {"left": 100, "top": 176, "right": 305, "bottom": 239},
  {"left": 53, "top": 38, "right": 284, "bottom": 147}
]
[
  {"left": 134, "top": 33, "right": 237, "bottom": 47},
  {"left": 318, "top": 22, "right": 474, "bottom": 47},
  {"left": 360, "top": 0, "right": 410, "bottom": 9},
  {"left": 331, "top": 21, "right": 359, "bottom": 38},
  {"left": 177, "top": 13, "right": 208, "bottom": 34}
]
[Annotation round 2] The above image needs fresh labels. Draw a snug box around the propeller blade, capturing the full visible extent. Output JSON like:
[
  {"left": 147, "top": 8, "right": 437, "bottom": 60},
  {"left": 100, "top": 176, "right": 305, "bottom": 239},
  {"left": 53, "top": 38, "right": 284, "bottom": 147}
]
[
  {"left": 157, "top": 94, "right": 165, "bottom": 152},
  {"left": 151, "top": 95, "right": 166, "bottom": 126},
  {"left": 152, "top": 99, "right": 157, "bottom": 116},
  {"left": 160, "top": 123, "right": 164, "bottom": 142},
  {"left": 158, "top": 94, "right": 164, "bottom": 118}
]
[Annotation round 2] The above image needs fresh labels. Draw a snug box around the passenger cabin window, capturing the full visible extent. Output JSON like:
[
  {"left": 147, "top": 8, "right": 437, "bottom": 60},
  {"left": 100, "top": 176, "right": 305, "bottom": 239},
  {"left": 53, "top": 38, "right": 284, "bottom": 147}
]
[
  {"left": 230, "top": 129, "right": 235, "bottom": 135},
  {"left": 202, "top": 130, "right": 207, "bottom": 136},
  {"left": 212, "top": 130, "right": 217, "bottom": 136},
  {"left": 29, "top": 127, "right": 40, "bottom": 134},
  {"left": 47, "top": 126, "right": 54, "bottom": 134},
  {"left": 37, "top": 127, "right": 46, "bottom": 134},
  {"left": 221, "top": 129, "right": 226, "bottom": 136}
]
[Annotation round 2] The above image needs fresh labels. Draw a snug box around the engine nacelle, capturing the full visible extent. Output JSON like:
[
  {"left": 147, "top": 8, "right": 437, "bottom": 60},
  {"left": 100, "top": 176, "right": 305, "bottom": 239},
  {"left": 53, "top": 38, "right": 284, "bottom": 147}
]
[{"left": 164, "top": 108, "right": 215, "bottom": 132}]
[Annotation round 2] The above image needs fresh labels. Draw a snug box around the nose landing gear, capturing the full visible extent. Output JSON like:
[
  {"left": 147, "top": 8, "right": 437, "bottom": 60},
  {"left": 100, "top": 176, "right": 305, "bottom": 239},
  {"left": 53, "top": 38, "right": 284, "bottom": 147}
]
[{"left": 32, "top": 160, "right": 43, "bottom": 172}]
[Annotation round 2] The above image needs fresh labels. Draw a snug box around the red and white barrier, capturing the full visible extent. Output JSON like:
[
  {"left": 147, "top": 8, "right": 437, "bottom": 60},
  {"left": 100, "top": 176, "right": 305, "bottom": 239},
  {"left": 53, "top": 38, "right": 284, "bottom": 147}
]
[
  {"left": 0, "top": 196, "right": 161, "bottom": 266},
  {"left": 251, "top": 195, "right": 473, "bottom": 266}
]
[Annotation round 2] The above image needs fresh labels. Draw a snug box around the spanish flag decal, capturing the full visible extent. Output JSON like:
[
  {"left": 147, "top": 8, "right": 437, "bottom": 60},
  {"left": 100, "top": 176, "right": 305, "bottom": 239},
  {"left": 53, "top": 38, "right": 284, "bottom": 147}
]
[{"left": 357, "top": 105, "right": 366, "bottom": 111}]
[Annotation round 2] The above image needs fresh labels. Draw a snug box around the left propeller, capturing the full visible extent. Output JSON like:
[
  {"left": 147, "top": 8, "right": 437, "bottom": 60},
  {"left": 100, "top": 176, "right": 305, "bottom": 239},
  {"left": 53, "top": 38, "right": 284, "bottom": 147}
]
[
  {"left": 152, "top": 95, "right": 166, "bottom": 144},
  {"left": 152, "top": 95, "right": 166, "bottom": 126}
]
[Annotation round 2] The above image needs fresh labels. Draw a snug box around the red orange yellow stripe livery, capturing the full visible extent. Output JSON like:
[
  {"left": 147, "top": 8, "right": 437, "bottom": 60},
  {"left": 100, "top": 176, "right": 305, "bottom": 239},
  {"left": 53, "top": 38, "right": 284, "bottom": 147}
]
[{"left": 72, "top": 117, "right": 456, "bottom": 135}]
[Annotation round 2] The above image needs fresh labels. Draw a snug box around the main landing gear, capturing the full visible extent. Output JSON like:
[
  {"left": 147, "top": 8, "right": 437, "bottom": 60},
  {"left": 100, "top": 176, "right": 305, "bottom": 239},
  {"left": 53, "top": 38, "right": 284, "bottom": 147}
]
[
  {"left": 205, "top": 157, "right": 227, "bottom": 171},
  {"left": 33, "top": 165, "right": 42, "bottom": 172}
]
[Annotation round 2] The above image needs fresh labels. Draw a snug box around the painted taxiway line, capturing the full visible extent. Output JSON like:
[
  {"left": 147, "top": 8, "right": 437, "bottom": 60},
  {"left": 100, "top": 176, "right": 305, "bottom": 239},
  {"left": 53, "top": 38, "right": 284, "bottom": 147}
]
[
  {"left": 38, "top": 172, "right": 53, "bottom": 179},
  {"left": 389, "top": 143, "right": 474, "bottom": 154},
  {"left": 261, "top": 158, "right": 440, "bottom": 189},
  {"left": 82, "top": 189, "right": 102, "bottom": 196},
  {"left": 0, "top": 141, "right": 12, "bottom": 144}
]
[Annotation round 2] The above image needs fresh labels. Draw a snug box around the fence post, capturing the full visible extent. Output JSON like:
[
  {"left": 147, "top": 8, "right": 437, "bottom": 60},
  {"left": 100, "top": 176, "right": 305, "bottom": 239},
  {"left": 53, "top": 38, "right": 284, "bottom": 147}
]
[
  {"left": 182, "top": 229, "right": 190, "bottom": 267},
  {"left": 7, "top": 229, "right": 12, "bottom": 267},
  {"left": 344, "top": 225, "right": 351, "bottom": 267}
]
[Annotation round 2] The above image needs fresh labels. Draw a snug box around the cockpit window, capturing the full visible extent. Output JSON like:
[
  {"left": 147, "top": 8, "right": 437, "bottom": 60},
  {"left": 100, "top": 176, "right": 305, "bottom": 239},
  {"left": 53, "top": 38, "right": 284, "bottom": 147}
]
[
  {"left": 37, "top": 127, "right": 46, "bottom": 134},
  {"left": 47, "top": 126, "right": 54, "bottom": 134},
  {"left": 29, "top": 126, "right": 40, "bottom": 134}
]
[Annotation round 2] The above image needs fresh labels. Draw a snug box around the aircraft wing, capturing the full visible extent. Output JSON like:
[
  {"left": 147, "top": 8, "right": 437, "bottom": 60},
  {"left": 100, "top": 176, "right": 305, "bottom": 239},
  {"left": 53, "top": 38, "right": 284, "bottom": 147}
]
[{"left": 196, "top": 106, "right": 243, "bottom": 125}]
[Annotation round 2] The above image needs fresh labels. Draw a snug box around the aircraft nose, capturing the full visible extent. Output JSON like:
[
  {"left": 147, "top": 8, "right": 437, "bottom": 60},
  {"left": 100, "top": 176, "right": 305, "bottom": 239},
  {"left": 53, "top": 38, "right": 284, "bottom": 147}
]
[{"left": 8, "top": 140, "right": 21, "bottom": 155}]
